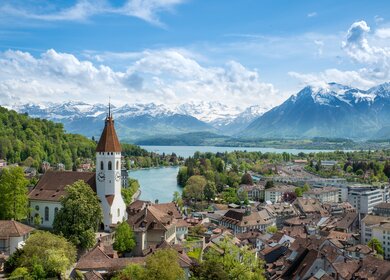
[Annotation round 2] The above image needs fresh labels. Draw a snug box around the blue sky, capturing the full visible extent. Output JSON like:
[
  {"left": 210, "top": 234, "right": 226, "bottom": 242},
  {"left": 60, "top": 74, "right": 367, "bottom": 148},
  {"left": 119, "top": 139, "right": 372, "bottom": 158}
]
[{"left": 0, "top": 0, "right": 390, "bottom": 110}]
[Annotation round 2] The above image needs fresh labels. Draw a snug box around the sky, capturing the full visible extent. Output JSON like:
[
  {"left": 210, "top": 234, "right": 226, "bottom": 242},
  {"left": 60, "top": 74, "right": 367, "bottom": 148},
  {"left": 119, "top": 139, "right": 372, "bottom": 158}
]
[{"left": 0, "top": 0, "right": 390, "bottom": 110}]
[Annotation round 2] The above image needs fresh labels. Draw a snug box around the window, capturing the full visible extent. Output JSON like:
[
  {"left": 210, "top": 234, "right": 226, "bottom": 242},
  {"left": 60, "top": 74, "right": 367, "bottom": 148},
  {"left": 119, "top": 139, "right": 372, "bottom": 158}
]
[
  {"left": 35, "top": 205, "right": 39, "bottom": 211},
  {"left": 118, "top": 208, "right": 120, "bottom": 217},
  {"left": 116, "top": 160, "right": 119, "bottom": 170},
  {"left": 54, "top": 207, "right": 59, "bottom": 217},
  {"left": 100, "top": 161, "right": 104, "bottom": 170},
  {"left": 45, "top": 207, "right": 49, "bottom": 221},
  {"left": 108, "top": 161, "right": 112, "bottom": 170}
]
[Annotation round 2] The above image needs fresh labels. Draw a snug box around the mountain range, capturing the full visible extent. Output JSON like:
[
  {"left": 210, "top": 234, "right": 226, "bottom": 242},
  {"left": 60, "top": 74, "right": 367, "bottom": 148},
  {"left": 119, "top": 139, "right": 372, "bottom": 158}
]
[
  {"left": 10, "top": 82, "right": 390, "bottom": 142},
  {"left": 243, "top": 82, "right": 390, "bottom": 140},
  {"left": 12, "top": 102, "right": 267, "bottom": 141}
]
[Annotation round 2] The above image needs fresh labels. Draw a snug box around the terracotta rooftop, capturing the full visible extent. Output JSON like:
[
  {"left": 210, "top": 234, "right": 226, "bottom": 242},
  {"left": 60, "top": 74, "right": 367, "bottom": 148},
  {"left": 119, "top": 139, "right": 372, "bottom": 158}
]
[
  {"left": 96, "top": 115, "right": 121, "bottom": 153},
  {"left": 0, "top": 220, "right": 35, "bottom": 238},
  {"left": 28, "top": 171, "right": 96, "bottom": 201},
  {"left": 76, "top": 245, "right": 145, "bottom": 271}
]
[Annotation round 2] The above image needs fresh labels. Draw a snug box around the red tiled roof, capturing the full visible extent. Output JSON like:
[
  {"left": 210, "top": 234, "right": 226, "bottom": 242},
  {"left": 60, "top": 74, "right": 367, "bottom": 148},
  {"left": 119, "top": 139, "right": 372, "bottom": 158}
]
[
  {"left": 96, "top": 116, "right": 121, "bottom": 153},
  {"left": 106, "top": 195, "right": 114, "bottom": 206},
  {"left": 28, "top": 171, "right": 96, "bottom": 201},
  {"left": 0, "top": 220, "right": 35, "bottom": 238}
]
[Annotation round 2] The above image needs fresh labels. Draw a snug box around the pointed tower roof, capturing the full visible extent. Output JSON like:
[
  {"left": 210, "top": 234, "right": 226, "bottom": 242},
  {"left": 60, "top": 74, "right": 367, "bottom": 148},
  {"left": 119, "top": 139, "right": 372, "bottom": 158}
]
[{"left": 96, "top": 104, "right": 121, "bottom": 152}]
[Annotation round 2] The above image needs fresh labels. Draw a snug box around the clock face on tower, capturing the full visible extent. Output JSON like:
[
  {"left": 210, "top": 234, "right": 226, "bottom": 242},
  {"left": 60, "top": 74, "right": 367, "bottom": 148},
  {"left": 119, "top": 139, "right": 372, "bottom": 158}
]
[
  {"left": 115, "top": 171, "right": 121, "bottom": 182},
  {"left": 98, "top": 171, "right": 105, "bottom": 182}
]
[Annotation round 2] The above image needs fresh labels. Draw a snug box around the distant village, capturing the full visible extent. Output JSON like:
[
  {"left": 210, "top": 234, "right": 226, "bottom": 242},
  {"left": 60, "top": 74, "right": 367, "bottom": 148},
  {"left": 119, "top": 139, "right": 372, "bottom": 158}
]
[{"left": 1, "top": 111, "right": 390, "bottom": 280}]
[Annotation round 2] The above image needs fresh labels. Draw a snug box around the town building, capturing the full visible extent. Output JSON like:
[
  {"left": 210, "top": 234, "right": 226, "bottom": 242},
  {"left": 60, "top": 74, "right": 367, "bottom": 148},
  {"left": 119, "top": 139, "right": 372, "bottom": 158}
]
[
  {"left": 237, "top": 184, "right": 264, "bottom": 201},
  {"left": 361, "top": 214, "right": 390, "bottom": 259},
  {"left": 303, "top": 186, "right": 339, "bottom": 203},
  {"left": 347, "top": 186, "right": 383, "bottom": 215},
  {"left": 0, "top": 220, "right": 35, "bottom": 255},
  {"left": 219, "top": 208, "right": 275, "bottom": 234},
  {"left": 373, "top": 202, "right": 390, "bottom": 217},
  {"left": 264, "top": 185, "right": 296, "bottom": 203},
  {"left": 260, "top": 203, "right": 299, "bottom": 229},
  {"left": 126, "top": 200, "right": 187, "bottom": 256}
]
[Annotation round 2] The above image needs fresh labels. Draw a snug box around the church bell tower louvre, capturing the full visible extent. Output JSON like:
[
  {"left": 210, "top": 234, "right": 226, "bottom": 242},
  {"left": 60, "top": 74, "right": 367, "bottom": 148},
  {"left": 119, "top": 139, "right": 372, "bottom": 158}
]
[{"left": 95, "top": 103, "right": 127, "bottom": 231}]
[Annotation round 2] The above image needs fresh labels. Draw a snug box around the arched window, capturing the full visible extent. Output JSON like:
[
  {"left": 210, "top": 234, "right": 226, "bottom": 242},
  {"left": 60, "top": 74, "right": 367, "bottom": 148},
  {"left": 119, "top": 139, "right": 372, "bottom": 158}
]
[
  {"left": 44, "top": 207, "right": 49, "bottom": 221},
  {"left": 100, "top": 161, "right": 104, "bottom": 170},
  {"left": 117, "top": 208, "right": 120, "bottom": 217},
  {"left": 116, "top": 160, "right": 119, "bottom": 170},
  {"left": 108, "top": 161, "right": 112, "bottom": 170},
  {"left": 54, "top": 207, "right": 59, "bottom": 217}
]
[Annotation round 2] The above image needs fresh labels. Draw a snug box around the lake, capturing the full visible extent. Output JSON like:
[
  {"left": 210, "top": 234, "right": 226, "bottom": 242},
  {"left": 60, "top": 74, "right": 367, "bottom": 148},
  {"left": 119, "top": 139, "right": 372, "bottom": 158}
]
[
  {"left": 132, "top": 145, "right": 347, "bottom": 202},
  {"left": 140, "top": 145, "right": 343, "bottom": 158},
  {"left": 128, "top": 166, "right": 181, "bottom": 203}
]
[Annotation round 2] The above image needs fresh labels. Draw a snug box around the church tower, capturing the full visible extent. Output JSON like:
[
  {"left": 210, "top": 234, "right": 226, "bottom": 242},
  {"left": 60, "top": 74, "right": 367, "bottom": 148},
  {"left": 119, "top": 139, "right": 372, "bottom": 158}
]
[{"left": 96, "top": 105, "right": 127, "bottom": 231}]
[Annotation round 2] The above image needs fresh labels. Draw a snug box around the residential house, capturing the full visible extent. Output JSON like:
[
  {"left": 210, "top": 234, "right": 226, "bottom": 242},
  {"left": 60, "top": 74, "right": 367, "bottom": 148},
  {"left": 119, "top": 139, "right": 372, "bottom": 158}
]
[
  {"left": 0, "top": 220, "right": 35, "bottom": 255},
  {"left": 261, "top": 203, "right": 299, "bottom": 229},
  {"left": 126, "top": 200, "right": 186, "bottom": 256},
  {"left": 218, "top": 208, "right": 275, "bottom": 234}
]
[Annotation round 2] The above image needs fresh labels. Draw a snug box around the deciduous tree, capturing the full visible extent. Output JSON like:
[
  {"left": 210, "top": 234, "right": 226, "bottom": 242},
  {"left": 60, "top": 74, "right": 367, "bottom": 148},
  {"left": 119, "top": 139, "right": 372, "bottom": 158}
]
[
  {"left": 0, "top": 166, "right": 29, "bottom": 220},
  {"left": 113, "top": 222, "right": 136, "bottom": 254},
  {"left": 53, "top": 180, "right": 102, "bottom": 249}
]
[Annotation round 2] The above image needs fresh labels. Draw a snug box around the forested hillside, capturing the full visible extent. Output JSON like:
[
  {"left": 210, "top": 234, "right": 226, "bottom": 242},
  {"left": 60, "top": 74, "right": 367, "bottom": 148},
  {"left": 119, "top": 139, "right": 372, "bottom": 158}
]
[{"left": 0, "top": 106, "right": 96, "bottom": 169}]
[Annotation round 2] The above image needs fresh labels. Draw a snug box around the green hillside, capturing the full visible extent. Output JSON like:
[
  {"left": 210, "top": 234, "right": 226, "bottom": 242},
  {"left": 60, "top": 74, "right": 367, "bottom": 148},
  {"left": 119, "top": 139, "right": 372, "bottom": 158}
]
[{"left": 0, "top": 106, "right": 96, "bottom": 169}]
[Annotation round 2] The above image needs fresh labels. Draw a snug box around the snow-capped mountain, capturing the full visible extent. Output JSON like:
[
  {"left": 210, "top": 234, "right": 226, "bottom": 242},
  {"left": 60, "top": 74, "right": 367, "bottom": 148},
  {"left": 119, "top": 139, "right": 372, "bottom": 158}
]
[
  {"left": 176, "top": 101, "right": 241, "bottom": 123},
  {"left": 243, "top": 82, "right": 390, "bottom": 139},
  {"left": 14, "top": 101, "right": 268, "bottom": 140}
]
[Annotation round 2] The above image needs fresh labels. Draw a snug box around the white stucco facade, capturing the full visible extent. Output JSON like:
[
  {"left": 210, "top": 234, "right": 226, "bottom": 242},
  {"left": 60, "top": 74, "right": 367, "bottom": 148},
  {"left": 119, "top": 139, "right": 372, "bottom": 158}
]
[
  {"left": 29, "top": 200, "right": 61, "bottom": 228},
  {"left": 96, "top": 151, "right": 127, "bottom": 231}
]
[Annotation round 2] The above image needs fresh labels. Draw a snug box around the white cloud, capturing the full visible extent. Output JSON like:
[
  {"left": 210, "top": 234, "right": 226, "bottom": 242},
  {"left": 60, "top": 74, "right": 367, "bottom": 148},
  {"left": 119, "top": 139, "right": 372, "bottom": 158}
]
[
  {"left": 0, "top": 0, "right": 186, "bottom": 26},
  {"left": 307, "top": 12, "right": 317, "bottom": 18},
  {"left": 0, "top": 48, "right": 280, "bottom": 109},
  {"left": 291, "top": 20, "right": 390, "bottom": 90},
  {"left": 376, "top": 28, "right": 390, "bottom": 39}
]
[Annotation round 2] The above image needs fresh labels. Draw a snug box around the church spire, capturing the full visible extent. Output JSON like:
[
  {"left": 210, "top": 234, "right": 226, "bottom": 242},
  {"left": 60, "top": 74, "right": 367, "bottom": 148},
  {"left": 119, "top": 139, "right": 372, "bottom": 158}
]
[{"left": 96, "top": 102, "right": 121, "bottom": 152}]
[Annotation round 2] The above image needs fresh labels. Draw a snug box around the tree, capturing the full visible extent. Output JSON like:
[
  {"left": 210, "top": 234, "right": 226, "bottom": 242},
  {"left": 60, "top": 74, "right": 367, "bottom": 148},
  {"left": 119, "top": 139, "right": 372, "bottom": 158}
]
[
  {"left": 112, "top": 264, "right": 146, "bottom": 280},
  {"left": 177, "top": 166, "right": 189, "bottom": 186},
  {"left": 266, "top": 225, "right": 278, "bottom": 234},
  {"left": 241, "top": 173, "right": 253, "bottom": 185},
  {"left": 264, "top": 180, "right": 274, "bottom": 189},
  {"left": 144, "top": 249, "right": 185, "bottom": 280},
  {"left": 191, "top": 258, "right": 229, "bottom": 280},
  {"left": 10, "top": 267, "right": 32, "bottom": 280},
  {"left": 282, "top": 191, "right": 297, "bottom": 202},
  {"left": 200, "top": 236, "right": 265, "bottom": 280},
  {"left": 294, "top": 187, "right": 303, "bottom": 197},
  {"left": 204, "top": 181, "right": 217, "bottom": 201},
  {"left": 368, "top": 238, "right": 384, "bottom": 256},
  {"left": 0, "top": 166, "right": 29, "bottom": 220},
  {"left": 53, "top": 180, "right": 103, "bottom": 249},
  {"left": 183, "top": 175, "right": 207, "bottom": 201},
  {"left": 17, "top": 231, "right": 76, "bottom": 278},
  {"left": 122, "top": 178, "right": 140, "bottom": 205},
  {"left": 113, "top": 222, "right": 136, "bottom": 254}
]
